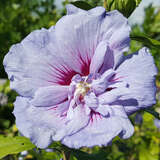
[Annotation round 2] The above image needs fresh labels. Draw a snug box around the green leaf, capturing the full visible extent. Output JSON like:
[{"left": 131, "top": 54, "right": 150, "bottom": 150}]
[
  {"left": 139, "top": 148, "right": 156, "bottom": 160},
  {"left": 71, "top": 149, "right": 107, "bottom": 160},
  {"left": 130, "top": 34, "right": 160, "bottom": 49},
  {"left": 104, "top": 0, "right": 142, "bottom": 17},
  {"left": 71, "top": 1, "right": 93, "bottom": 10},
  {"left": 144, "top": 108, "right": 160, "bottom": 120},
  {"left": 0, "top": 136, "right": 35, "bottom": 159},
  {"left": 135, "top": 0, "right": 142, "bottom": 6}
]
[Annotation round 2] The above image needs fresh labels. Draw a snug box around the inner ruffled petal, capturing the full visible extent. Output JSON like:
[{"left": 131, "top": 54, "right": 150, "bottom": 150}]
[
  {"left": 31, "top": 85, "right": 69, "bottom": 107},
  {"left": 66, "top": 69, "right": 131, "bottom": 126},
  {"left": 91, "top": 69, "right": 115, "bottom": 95}
]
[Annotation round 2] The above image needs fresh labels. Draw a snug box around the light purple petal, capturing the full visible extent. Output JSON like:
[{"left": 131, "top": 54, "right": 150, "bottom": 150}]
[
  {"left": 98, "top": 86, "right": 129, "bottom": 105},
  {"left": 66, "top": 4, "right": 86, "bottom": 15},
  {"left": 54, "top": 7, "right": 106, "bottom": 76},
  {"left": 65, "top": 6, "right": 130, "bottom": 72},
  {"left": 62, "top": 108, "right": 134, "bottom": 148},
  {"left": 3, "top": 28, "right": 78, "bottom": 97},
  {"left": 88, "top": 7, "right": 106, "bottom": 16},
  {"left": 116, "top": 47, "right": 157, "bottom": 114},
  {"left": 14, "top": 96, "right": 89, "bottom": 146},
  {"left": 62, "top": 116, "right": 122, "bottom": 148},
  {"left": 13, "top": 97, "right": 67, "bottom": 148},
  {"left": 53, "top": 105, "right": 90, "bottom": 141},
  {"left": 31, "top": 86, "right": 69, "bottom": 107},
  {"left": 91, "top": 69, "right": 115, "bottom": 95},
  {"left": 95, "top": 104, "right": 111, "bottom": 117},
  {"left": 99, "top": 10, "right": 131, "bottom": 71},
  {"left": 55, "top": 7, "right": 130, "bottom": 76},
  {"left": 110, "top": 105, "right": 134, "bottom": 139},
  {"left": 84, "top": 92, "right": 98, "bottom": 109},
  {"left": 98, "top": 47, "right": 114, "bottom": 74},
  {"left": 90, "top": 41, "right": 109, "bottom": 73}
]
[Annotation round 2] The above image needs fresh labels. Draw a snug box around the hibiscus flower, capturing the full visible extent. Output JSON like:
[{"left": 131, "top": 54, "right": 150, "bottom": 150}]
[{"left": 3, "top": 5, "right": 157, "bottom": 149}]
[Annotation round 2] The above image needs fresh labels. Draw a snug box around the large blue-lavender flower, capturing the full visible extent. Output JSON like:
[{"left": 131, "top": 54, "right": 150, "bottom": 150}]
[{"left": 3, "top": 5, "right": 157, "bottom": 149}]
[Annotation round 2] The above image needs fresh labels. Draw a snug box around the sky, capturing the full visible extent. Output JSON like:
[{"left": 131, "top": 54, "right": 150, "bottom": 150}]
[{"left": 55, "top": 0, "right": 160, "bottom": 25}]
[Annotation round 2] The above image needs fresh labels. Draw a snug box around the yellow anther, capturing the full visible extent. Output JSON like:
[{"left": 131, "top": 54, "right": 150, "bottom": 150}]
[{"left": 75, "top": 81, "right": 91, "bottom": 97}]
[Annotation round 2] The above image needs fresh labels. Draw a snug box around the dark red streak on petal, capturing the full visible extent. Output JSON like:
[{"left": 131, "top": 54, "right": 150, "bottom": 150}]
[{"left": 90, "top": 110, "right": 102, "bottom": 123}]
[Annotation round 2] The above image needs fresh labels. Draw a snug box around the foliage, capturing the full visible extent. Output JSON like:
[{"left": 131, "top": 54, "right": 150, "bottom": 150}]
[
  {"left": 66, "top": 0, "right": 142, "bottom": 17},
  {"left": 0, "top": 0, "right": 160, "bottom": 160},
  {"left": 104, "top": 0, "right": 142, "bottom": 17},
  {"left": 71, "top": 1, "right": 93, "bottom": 10},
  {"left": 0, "top": 0, "right": 59, "bottom": 78},
  {"left": 130, "top": 34, "right": 160, "bottom": 49},
  {"left": 63, "top": 0, "right": 103, "bottom": 8},
  {"left": 0, "top": 136, "right": 35, "bottom": 159}
]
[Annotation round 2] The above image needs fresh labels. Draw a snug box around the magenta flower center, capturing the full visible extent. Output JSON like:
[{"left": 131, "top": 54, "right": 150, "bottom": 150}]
[{"left": 66, "top": 70, "right": 117, "bottom": 119}]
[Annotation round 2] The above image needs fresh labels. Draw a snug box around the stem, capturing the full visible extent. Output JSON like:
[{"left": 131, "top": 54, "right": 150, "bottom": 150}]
[
  {"left": 62, "top": 151, "right": 71, "bottom": 160},
  {"left": 103, "top": 0, "right": 107, "bottom": 8}
]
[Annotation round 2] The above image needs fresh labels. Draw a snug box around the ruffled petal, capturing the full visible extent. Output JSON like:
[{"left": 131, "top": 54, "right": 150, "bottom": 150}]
[
  {"left": 55, "top": 7, "right": 106, "bottom": 76},
  {"left": 14, "top": 96, "right": 89, "bottom": 146},
  {"left": 3, "top": 28, "right": 78, "bottom": 97},
  {"left": 62, "top": 105, "right": 134, "bottom": 148},
  {"left": 53, "top": 105, "right": 90, "bottom": 141},
  {"left": 66, "top": 4, "right": 86, "bottom": 15},
  {"left": 95, "top": 104, "right": 111, "bottom": 117},
  {"left": 108, "top": 105, "right": 134, "bottom": 139},
  {"left": 90, "top": 41, "right": 109, "bottom": 73},
  {"left": 99, "top": 10, "right": 131, "bottom": 72},
  {"left": 91, "top": 69, "right": 115, "bottom": 95},
  {"left": 64, "top": 8, "right": 130, "bottom": 74},
  {"left": 13, "top": 97, "right": 68, "bottom": 148},
  {"left": 98, "top": 46, "right": 114, "bottom": 74},
  {"left": 84, "top": 92, "right": 99, "bottom": 109},
  {"left": 55, "top": 7, "right": 130, "bottom": 75},
  {"left": 62, "top": 116, "right": 121, "bottom": 148},
  {"left": 98, "top": 85, "right": 129, "bottom": 105},
  {"left": 31, "top": 86, "right": 69, "bottom": 107},
  {"left": 116, "top": 47, "right": 157, "bottom": 114}
]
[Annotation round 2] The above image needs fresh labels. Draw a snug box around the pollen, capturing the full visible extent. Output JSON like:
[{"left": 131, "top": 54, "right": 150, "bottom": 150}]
[{"left": 75, "top": 81, "right": 91, "bottom": 97}]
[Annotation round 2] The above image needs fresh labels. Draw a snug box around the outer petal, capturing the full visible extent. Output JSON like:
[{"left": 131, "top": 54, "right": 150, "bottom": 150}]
[
  {"left": 31, "top": 86, "right": 69, "bottom": 107},
  {"left": 109, "top": 105, "right": 134, "bottom": 139},
  {"left": 13, "top": 97, "right": 67, "bottom": 148},
  {"left": 14, "top": 97, "right": 90, "bottom": 148},
  {"left": 116, "top": 48, "right": 157, "bottom": 114},
  {"left": 66, "top": 4, "right": 86, "bottom": 15},
  {"left": 62, "top": 116, "right": 121, "bottom": 148},
  {"left": 55, "top": 6, "right": 130, "bottom": 75},
  {"left": 99, "top": 10, "right": 131, "bottom": 72},
  {"left": 55, "top": 6, "right": 106, "bottom": 76},
  {"left": 53, "top": 105, "right": 90, "bottom": 141},
  {"left": 62, "top": 105, "right": 134, "bottom": 148},
  {"left": 3, "top": 28, "right": 78, "bottom": 97}
]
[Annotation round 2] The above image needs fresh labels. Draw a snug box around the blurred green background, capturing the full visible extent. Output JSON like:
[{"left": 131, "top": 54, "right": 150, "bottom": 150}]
[{"left": 0, "top": 0, "right": 160, "bottom": 159}]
